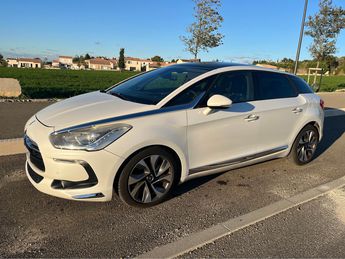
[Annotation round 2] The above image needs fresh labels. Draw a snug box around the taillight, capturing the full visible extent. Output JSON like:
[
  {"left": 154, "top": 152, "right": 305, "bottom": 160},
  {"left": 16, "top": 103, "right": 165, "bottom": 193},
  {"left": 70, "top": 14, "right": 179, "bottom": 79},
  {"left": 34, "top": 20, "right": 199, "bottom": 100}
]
[{"left": 320, "top": 99, "right": 325, "bottom": 110}]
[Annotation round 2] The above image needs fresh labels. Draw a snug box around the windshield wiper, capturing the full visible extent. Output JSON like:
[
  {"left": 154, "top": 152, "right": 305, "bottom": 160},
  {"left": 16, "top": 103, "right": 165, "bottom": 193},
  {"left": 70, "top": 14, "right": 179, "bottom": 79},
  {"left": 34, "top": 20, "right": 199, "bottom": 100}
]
[{"left": 109, "top": 91, "right": 129, "bottom": 101}]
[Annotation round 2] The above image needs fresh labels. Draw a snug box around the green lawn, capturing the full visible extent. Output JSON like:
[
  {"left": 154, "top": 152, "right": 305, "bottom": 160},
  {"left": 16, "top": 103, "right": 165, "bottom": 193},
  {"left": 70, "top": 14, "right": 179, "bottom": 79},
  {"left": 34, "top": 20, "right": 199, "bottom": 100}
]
[
  {"left": 0, "top": 67, "right": 344, "bottom": 98},
  {"left": 0, "top": 67, "right": 139, "bottom": 98},
  {"left": 300, "top": 75, "right": 345, "bottom": 92}
]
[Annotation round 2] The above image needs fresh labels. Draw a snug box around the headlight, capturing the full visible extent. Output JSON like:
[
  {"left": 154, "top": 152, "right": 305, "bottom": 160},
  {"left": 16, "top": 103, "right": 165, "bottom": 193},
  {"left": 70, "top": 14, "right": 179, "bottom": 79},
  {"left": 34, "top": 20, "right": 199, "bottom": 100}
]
[{"left": 50, "top": 123, "right": 132, "bottom": 151}]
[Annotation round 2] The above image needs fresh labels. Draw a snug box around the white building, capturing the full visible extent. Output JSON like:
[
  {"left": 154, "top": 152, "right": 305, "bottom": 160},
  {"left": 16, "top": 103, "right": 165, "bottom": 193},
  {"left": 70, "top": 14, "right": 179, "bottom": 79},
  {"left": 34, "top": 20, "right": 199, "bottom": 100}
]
[
  {"left": 58, "top": 56, "right": 73, "bottom": 66},
  {"left": 85, "top": 58, "right": 117, "bottom": 70},
  {"left": 6, "top": 58, "right": 42, "bottom": 68}
]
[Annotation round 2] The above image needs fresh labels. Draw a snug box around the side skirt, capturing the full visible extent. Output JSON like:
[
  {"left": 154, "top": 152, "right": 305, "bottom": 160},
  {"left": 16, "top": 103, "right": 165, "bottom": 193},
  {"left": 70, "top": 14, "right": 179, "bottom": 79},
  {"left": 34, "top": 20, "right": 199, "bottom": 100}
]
[{"left": 189, "top": 145, "right": 289, "bottom": 175}]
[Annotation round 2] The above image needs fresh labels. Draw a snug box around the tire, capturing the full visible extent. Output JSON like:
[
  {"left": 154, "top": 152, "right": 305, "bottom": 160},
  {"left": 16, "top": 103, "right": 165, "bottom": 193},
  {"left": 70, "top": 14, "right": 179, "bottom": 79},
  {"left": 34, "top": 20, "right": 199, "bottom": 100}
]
[
  {"left": 118, "top": 147, "right": 179, "bottom": 207},
  {"left": 290, "top": 125, "right": 319, "bottom": 165}
]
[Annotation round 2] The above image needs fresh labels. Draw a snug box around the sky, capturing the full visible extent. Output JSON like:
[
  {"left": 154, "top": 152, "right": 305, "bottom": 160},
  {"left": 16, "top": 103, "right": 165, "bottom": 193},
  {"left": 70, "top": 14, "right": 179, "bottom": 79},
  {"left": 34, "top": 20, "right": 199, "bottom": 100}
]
[{"left": 1, "top": 0, "right": 345, "bottom": 63}]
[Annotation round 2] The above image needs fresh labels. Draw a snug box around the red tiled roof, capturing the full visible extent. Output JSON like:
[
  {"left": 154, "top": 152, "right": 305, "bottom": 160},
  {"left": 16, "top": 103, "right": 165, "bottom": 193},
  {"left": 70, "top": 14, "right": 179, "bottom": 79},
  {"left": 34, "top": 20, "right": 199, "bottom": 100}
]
[
  {"left": 125, "top": 57, "right": 153, "bottom": 62},
  {"left": 59, "top": 56, "right": 73, "bottom": 59},
  {"left": 18, "top": 58, "right": 41, "bottom": 63},
  {"left": 88, "top": 58, "right": 112, "bottom": 65}
]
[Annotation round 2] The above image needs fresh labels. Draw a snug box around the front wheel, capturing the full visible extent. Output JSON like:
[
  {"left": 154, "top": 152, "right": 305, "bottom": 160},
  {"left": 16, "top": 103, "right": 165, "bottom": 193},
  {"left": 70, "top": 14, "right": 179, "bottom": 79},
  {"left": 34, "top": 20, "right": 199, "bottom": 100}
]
[
  {"left": 118, "top": 147, "right": 179, "bottom": 207},
  {"left": 290, "top": 125, "right": 319, "bottom": 165}
]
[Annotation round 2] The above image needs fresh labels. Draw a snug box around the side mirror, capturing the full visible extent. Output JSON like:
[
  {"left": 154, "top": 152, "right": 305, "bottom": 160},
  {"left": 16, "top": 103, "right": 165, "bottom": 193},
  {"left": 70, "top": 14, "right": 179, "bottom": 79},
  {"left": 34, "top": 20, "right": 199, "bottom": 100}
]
[{"left": 207, "top": 95, "right": 232, "bottom": 109}]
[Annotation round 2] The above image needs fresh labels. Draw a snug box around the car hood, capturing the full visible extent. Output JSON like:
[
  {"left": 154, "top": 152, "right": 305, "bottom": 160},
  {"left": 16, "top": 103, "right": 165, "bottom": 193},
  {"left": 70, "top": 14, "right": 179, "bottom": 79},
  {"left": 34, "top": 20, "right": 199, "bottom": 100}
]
[{"left": 36, "top": 91, "right": 156, "bottom": 130}]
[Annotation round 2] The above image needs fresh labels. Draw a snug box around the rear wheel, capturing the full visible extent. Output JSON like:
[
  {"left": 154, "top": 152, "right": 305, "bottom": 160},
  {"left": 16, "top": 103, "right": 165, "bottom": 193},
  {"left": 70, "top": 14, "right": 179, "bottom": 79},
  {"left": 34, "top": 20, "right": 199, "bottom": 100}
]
[
  {"left": 118, "top": 147, "right": 179, "bottom": 207},
  {"left": 290, "top": 125, "right": 319, "bottom": 165}
]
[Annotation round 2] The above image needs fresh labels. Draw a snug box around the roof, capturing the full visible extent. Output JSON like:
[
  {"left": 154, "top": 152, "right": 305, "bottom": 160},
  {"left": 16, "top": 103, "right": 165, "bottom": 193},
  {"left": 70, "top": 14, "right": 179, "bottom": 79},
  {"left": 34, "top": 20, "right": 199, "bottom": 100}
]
[
  {"left": 18, "top": 58, "right": 41, "bottom": 63},
  {"left": 59, "top": 56, "right": 73, "bottom": 59},
  {"left": 52, "top": 59, "right": 59, "bottom": 63},
  {"left": 125, "top": 57, "right": 153, "bottom": 62},
  {"left": 88, "top": 58, "right": 112, "bottom": 65}
]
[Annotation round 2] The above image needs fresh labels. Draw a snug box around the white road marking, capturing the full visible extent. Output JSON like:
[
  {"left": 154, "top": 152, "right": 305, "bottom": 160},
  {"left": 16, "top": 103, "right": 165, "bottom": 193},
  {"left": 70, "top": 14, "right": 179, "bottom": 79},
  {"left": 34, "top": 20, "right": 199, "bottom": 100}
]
[{"left": 138, "top": 176, "right": 345, "bottom": 258}]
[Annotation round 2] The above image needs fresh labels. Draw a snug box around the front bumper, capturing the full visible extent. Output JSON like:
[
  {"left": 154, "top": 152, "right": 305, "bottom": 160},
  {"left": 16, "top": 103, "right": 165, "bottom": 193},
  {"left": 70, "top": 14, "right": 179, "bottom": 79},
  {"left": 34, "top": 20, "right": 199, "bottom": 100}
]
[{"left": 24, "top": 119, "right": 124, "bottom": 202}]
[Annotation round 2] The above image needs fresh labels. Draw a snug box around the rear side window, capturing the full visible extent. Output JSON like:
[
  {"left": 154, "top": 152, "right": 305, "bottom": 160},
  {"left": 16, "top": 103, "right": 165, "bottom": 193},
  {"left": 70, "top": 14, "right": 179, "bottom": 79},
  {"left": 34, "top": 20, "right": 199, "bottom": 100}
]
[
  {"left": 288, "top": 76, "right": 313, "bottom": 94},
  {"left": 253, "top": 71, "right": 297, "bottom": 100}
]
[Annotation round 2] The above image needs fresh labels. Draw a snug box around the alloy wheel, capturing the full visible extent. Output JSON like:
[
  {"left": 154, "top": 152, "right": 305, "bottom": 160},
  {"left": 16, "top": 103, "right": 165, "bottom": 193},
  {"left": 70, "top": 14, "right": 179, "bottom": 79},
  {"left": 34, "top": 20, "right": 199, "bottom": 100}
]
[
  {"left": 127, "top": 155, "right": 173, "bottom": 203},
  {"left": 297, "top": 130, "right": 318, "bottom": 163}
]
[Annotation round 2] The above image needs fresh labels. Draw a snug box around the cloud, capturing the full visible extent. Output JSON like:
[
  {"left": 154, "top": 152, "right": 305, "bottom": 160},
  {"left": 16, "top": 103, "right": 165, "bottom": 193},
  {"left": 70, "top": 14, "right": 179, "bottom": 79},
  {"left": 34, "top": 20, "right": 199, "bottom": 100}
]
[{"left": 94, "top": 41, "right": 101, "bottom": 45}]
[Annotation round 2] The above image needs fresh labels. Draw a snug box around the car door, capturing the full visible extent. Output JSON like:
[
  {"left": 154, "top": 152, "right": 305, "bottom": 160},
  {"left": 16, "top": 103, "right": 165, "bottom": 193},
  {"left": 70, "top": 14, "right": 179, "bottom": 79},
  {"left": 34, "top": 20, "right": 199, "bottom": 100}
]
[
  {"left": 186, "top": 70, "right": 261, "bottom": 172},
  {"left": 251, "top": 71, "right": 307, "bottom": 153}
]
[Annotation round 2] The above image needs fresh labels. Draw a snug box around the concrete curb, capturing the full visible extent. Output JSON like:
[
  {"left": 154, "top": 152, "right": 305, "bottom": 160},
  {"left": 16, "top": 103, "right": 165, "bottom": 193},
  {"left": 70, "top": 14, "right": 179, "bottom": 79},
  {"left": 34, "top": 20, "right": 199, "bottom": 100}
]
[
  {"left": 0, "top": 138, "right": 25, "bottom": 156},
  {"left": 0, "top": 108, "right": 344, "bottom": 157},
  {"left": 138, "top": 176, "right": 345, "bottom": 258}
]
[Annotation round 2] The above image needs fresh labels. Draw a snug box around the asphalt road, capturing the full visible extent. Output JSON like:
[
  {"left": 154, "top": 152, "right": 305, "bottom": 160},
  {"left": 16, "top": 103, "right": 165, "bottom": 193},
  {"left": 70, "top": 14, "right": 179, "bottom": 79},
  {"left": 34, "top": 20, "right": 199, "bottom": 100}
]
[
  {"left": 182, "top": 187, "right": 345, "bottom": 258},
  {"left": 0, "top": 102, "right": 51, "bottom": 139},
  {"left": 0, "top": 115, "right": 345, "bottom": 257}
]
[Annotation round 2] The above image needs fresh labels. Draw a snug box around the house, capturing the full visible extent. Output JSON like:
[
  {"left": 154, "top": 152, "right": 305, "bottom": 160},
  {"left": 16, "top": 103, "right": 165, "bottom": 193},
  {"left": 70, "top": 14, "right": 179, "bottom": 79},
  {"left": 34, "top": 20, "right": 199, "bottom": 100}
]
[
  {"left": 85, "top": 58, "right": 117, "bottom": 70},
  {"left": 58, "top": 56, "right": 73, "bottom": 66},
  {"left": 6, "top": 58, "right": 42, "bottom": 68},
  {"left": 148, "top": 61, "right": 175, "bottom": 71},
  {"left": 176, "top": 58, "right": 201, "bottom": 64},
  {"left": 125, "top": 57, "right": 154, "bottom": 71},
  {"left": 52, "top": 60, "right": 60, "bottom": 68},
  {"left": 71, "top": 63, "right": 85, "bottom": 70}
]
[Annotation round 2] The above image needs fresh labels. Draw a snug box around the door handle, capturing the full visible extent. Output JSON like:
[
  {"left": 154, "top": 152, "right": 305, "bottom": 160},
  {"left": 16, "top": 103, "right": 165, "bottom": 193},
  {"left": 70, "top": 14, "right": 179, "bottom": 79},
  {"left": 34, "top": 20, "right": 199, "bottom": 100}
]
[
  {"left": 292, "top": 107, "right": 303, "bottom": 114},
  {"left": 244, "top": 114, "right": 259, "bottom": 122}
]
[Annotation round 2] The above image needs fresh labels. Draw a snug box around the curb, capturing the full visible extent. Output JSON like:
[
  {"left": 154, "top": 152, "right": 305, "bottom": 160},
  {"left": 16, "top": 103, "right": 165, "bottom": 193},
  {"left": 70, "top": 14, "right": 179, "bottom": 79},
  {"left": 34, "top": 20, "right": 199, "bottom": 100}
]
[
  {"left": 138, "top": 176, "right": 345, "bottom": 258},
  {"left": 0, "top": 138, "right": 25, "bottom": 156}
]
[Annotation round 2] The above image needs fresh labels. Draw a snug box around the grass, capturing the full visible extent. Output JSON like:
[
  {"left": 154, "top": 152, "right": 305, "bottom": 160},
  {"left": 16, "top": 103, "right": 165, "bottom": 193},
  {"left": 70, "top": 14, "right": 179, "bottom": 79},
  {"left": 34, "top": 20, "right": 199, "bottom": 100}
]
[
  {"left": 0, "top": 67, "right": 344, "bottom": 98},
  {"left": 0, "top": 67, "right": 139, "bottom": 98},
  {"left": 301, "top": 75, "right": 345, "bottom": 92}
]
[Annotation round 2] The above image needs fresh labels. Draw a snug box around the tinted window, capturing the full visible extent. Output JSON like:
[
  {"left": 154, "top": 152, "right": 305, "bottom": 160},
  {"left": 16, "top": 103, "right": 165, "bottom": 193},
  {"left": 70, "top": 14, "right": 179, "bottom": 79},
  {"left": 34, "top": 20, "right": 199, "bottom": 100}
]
[
  {"left": 289, "top": 75, "right": 313, "bottom": 94},
  {"left": 108, "top": 65, "right": 210, "bottom": 105},
  {"left": 254, "top": 71, "right": 297, "bottom": 100},
  {"left": 200, "top": 71, "right": 254, "bottom": 105},
  {"left": 165, "top": 76, "right": 215, "bottom": 107}
]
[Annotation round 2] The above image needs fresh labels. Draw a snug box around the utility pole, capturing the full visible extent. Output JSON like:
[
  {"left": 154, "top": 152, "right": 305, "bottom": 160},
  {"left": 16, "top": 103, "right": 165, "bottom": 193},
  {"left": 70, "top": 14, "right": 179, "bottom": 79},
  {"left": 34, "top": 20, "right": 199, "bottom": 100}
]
[{"left": 294, "top": 0, "right": 308, "bottom": 75}]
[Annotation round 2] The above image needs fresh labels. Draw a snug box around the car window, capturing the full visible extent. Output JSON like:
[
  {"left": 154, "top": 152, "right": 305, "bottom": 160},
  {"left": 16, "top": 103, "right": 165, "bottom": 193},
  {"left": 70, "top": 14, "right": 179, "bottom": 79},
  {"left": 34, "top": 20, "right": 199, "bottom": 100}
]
[
  {"left": 288, "top": 75, "right": 313, "bottom": 94},
  {"left": 164, "top": 75, "right": 216, "bottom": 107},
  {"left": 253, "top": 71, "right": 297, "bottom": 100},
  {"left": 108, "top": 65, "right": 210, "bottom": 105},
  {"left": 199, "top": 71, "right": 254, "bottom": 106}
]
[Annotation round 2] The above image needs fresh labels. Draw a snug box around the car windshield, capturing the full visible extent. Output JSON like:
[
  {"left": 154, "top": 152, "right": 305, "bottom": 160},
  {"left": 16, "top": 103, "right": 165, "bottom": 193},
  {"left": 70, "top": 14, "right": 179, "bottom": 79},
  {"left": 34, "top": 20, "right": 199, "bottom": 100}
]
[{"left": 107, "top": 65, "right": 210, "bottom": 105}]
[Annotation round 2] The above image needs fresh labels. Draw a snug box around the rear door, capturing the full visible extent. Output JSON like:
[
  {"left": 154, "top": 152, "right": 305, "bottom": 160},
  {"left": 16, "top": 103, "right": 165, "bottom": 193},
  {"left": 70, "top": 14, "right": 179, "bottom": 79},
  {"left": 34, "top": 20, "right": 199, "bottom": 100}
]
[{"left": 251, "top": 71, "right": 307, "bottom": 153}]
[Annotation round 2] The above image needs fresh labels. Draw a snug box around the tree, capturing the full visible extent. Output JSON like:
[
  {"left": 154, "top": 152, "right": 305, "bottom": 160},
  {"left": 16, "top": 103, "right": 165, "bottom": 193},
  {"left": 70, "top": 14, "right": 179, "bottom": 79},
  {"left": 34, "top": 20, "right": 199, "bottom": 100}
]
[
  {"left": 305, "top": 0, "right": 345, "bottom": 67},
  {"left": 171, "top": 59, "right": 176, "bottom": 63},
  {"left": 0, "top": 53, "right": 7, "bottom": 67},
  {"left": 151, "top": 55, "right": 164, "bottom": 62},
  {"left": 118, "top": 48, "right": 125, "bottom": 71},
  {"left": 84, "top": 53, "right": 91, "bottom": 60},
  {"left": 180, "top": 0, "right": 224, "bottom": 59}
]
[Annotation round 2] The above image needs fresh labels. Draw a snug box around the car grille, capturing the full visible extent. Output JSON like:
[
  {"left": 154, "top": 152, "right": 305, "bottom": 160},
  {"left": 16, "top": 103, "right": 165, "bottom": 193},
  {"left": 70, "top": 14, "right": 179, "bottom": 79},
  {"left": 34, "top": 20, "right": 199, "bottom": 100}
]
[
  {"left": 24, "top": 135, "right": 45, "bottom": 171},
  {"left": 27, "top": 163, "right": 44, "bottom": 183}
]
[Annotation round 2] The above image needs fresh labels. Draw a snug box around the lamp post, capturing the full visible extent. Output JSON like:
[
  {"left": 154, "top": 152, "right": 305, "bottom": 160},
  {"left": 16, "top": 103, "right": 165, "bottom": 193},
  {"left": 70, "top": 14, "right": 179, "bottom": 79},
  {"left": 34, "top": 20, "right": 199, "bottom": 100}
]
[{"left": 294, "top": 0, "right": 309, "bottom": 75}]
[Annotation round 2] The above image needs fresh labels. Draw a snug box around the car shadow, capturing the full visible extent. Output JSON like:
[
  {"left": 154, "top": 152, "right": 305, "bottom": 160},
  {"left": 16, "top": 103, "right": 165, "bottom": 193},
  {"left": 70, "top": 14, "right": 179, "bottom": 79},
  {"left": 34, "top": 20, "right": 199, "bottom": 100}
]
[{"left": 314, "top": 109, "right": 345, "bottom": 159}]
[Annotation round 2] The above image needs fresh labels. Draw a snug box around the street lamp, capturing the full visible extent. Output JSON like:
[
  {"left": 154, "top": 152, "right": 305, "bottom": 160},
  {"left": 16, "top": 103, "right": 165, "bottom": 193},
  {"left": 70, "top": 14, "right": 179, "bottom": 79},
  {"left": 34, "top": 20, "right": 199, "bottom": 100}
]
[{"left": 294, "top": 0, "right": 309, "bottom": 75}]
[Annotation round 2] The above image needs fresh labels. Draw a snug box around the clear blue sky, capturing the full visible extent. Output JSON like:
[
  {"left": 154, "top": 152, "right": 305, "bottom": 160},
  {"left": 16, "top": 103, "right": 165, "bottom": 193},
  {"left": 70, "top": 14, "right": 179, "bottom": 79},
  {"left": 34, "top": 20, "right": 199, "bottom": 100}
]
[{"left": 1, "top": 0, "right": 344, "bottom": 63}]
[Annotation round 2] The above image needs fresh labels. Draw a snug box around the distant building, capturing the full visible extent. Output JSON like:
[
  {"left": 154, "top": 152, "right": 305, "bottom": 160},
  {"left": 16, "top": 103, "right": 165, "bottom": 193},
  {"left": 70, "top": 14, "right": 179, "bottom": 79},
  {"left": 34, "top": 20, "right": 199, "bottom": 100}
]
[
  {"left": 71, "top": 63, "right": 85, "bottom": 70},
  {"left": 85, "top": 58, "right": 117, "bottom": 70},
  {"left": 125, "top": 57, "right": 154, "bottom": 71},
  {"left": 6, "top": 58, "right": 42, "bottom": 68},
  {"left": 176, "top": 58, "right": 201, "bottom": 64},
  {"left": 52, "top": 59, "right": 60, "bottom": 68},
  {"left": 58, "top": 56, "right": 73, "bottom": 66},
  {"left": 148, "top": 61, "right": 175, "bottom": 71}
]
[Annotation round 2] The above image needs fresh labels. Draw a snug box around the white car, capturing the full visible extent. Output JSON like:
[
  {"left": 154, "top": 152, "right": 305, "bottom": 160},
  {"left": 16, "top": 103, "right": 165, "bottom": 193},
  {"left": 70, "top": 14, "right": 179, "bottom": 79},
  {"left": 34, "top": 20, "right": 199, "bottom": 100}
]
[{"left": 24, "top": 63, "right": 324, "bottom": 207}]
